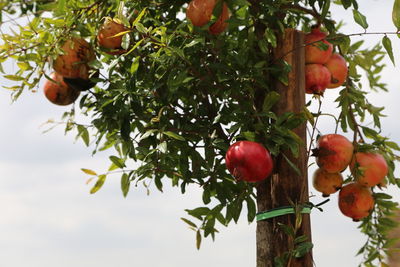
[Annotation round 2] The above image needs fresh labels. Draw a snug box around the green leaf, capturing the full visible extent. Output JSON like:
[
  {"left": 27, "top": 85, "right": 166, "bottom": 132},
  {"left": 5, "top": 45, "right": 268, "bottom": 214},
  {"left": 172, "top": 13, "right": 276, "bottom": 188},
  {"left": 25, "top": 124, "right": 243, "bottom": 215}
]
[
  {"left": 77, "top": 125, "right": 89, "bottom": 146},
  {"left": 81, "top": 168, "right": 97, "bottom": 176},
  {"left": 121, "top": 173, "right": 130, "bottom": 197},
  {"left": 246, "top": 197, "right": 256, "bottom": 222},
  {"left": 352, "top": 9, "right": 369, "bottom": 29},
  {"left": 393, "top": 0, "right": 400, "bottom": 29},
  {"left": 382, "top": 36, "right": 395, "bottom": 66},
  {"left": 164, "top": 131, "right": 185, "bottom": 141},
  {"left": 109, "top": 155, "right": 126, "bottom": 169},
  {"left": 130, "top": 56, "right": 141, "bottom": 74},
  {"left": 90, "top": 175, "right": 107, "bottom": 194},
  {"left": 263, "top": 91, "right": 280, "bottom": 112},
  {"left": 181, "top": 217, "right": 197, "bottom": 228},
  {"left": 196, "top": 230, "right": 202, "bottom": 250}
]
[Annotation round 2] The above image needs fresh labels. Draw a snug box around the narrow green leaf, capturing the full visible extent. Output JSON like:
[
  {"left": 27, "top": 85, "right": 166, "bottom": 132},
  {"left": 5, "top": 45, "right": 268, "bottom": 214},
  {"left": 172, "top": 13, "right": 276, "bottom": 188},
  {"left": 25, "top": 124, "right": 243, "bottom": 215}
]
[
  {"left": 263, "top": 91, "right": 280, "bottom": 112},
  {"left": 352, "top": 9, "right": 369, "bottom": 29},
  {"left": 181, "top": 217, "right": 197, "bottom": 228},
  {"left": 90, "top": 175, "right": 107, "bottom": 194},
  {"left": 81, "top": 168, "right": 97, "bottom": 176},
  {"left": 121, "top": 173, "right": 130, "bottom": 197},
  {"left": 393, "top": 0, "right": 400, "bottom": 29},
  {"left": 382, "top": 36, "right": 395, "bottom": 66},
  {"left": 196, "top": 230, "right": 202, "bottom": 250},
  {"left": 110, "top": 155, "right": 126, "bottom": 169},
  {"left": 164, "top": 131, "right": 185, "bottom": 141},
  {"left": 130, "top": 56, "right": 140, "bottom": 74}
]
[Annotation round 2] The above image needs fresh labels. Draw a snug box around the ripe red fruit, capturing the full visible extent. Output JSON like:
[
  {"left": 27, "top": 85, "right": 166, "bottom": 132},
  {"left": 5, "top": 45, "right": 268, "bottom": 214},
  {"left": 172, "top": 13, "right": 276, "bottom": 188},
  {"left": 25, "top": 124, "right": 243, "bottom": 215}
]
[
  {"left": 350, "top": 152, "right": 388, "bottom": 187},
  {"left": 209, "top": 3, "right": 230, "bottom": 35},
  {"left": 53, "top": 38, "right": 95, "bottom": 79},
  {"left": 97, "top": 18, "right": 128, "bottom": 55},
  {"left": 187, "top": 0, "right": 216, "bottom": 27},
  {"left": 305, "top": 27, "right": 333, "bottom": 64},
  {"left": 225, "top": 141, "right": 273, "bottom": 182},
  {"left": 314, "top": 134, "right": 354, "bottom": 173},
  {"left": 305, "top": 64, "right": 331, "bottom": 95},
  {"left": 338, "top": 183, "right": 374, "bottom": 221},
  {"left": 325, "top": 53, "right": 348, "bottom": 88},
  {"left": 312, "top": 168, "right": 343, "bottom": 197},
  {"left": 43, "top": 72, "right": 80, "bottom": 106}
]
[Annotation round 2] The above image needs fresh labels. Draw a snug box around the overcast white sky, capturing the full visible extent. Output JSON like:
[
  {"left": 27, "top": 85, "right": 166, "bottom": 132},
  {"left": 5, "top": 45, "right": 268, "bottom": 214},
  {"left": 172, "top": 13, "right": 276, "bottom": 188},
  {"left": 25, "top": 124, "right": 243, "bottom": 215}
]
[{"left": 0, "top": 1, "right": 399, "bottom": 267}]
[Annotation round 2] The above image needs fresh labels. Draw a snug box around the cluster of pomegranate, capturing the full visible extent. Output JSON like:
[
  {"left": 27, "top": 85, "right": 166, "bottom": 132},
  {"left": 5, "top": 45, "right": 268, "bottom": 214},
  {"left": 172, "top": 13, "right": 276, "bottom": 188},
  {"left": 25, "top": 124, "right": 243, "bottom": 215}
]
[
  {"left": 186, "top": 0, "right": 230, "bottom": 35},
  {"left": 312, "top": 134, "right": 388, "bottom": 221},
  {"left": 43, "top": 18, "right": 128, "bottom": 106},
  {"left": 225, "top": 141, "right": 273, "bottom": 183},
  {"left": 305, "top": 27, "right": 348, "bottom": 95}
]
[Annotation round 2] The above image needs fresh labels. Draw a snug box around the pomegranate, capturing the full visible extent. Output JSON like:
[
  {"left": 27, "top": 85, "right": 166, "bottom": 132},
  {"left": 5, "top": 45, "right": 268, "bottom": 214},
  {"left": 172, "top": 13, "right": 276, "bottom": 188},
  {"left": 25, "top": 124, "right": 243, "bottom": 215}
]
[
  {"left": 312, "top": 168, "right": 343, "bottom": 197},
  {"left": 97, "top": 17, "right": 128, "bottom": 55},
  {"left": 305, "top": 27, "right": 333, "bottom": 64},
  {"left": 53, "top": 38, "right": 95, "bottom": 79},
  {"left": 350, "top": 152, "right": 388, "bottom": 187},
  {"left": 186, "top": 0, "right": 216, "bottom": 27},
  {"left": 338, "top": 182, "right": 374, "bottom": 221},
  {"left": 209, "top": 2, "right": 230, "bottom": 35},
  {"left": 325, "top": 53, "right": 348, "bottom": 88},
  {"left": 305, "top": 64, "right": 331, "bottom": 95},
  {"left": 43, "top": 72, "right": 80, "bottom": 105},
  {"left": 225, "top": 140, "right": 273, "bottom": 182},
  {"left": 313, "top": 134, "right": 354, "bottom": 173}
]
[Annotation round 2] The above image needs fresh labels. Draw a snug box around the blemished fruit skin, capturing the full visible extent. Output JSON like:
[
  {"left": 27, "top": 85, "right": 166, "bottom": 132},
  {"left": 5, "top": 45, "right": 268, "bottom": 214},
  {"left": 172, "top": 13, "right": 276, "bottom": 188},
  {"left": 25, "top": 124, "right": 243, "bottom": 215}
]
[
  {"left": 225, "top": 141, "right": 273, "bottom": 182},
  {"left": 97, "top": 18, "right": 127, "bottom": 55},
  {"left": 312, "top": 168, "right": 343, "bottom": 197},
  {"left": 314, "top": 134, "right": 354, "bottom": 173},
  {"left": 305, "top": 64, "right": 331, "bottom": 95},
  {"left": 209, "top": 2, "right": 230, "bottom": 35},
  {"left": 350, "top": 152, "right": 388, "bottom": 187},
  {"left": 53, "top": 38, "right": 95, "bottom": 79},
  {"left": 186, "top": 0, "right": 216, "bottom": 27},
  {"left": 338, "top": 182, "right": 374, "bottom": 221},
  {"left": 305, "top": 27, "right": 333, "bottom": 64},
  {"left": 43, "top": 72, "right": 80, "bottom": 106},
  {"left": 325, "top": 53, "right": 348, "bottom": 88}
]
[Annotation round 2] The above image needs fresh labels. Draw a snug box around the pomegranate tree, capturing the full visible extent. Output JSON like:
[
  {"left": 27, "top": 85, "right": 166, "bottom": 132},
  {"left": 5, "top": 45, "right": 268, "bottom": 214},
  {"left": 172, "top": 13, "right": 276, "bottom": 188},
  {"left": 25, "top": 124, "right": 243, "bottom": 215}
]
[
  {"left": 338, "top": 182, "right": 374, "bottom": 221},
  {"left": 43, "top": 72, "right": 80, "bottom": 106},
  {"left": 312, "top": 168, "right": 343, "bottom": 197},
  {"left": 225, "top": 140, "right": 273, "bottom": 182},
  {"left": 313, "top": 134, "right": 354, "bottom": 173},
  {"left": 350, "top": 152, "right": 388, "bottom": 187}
]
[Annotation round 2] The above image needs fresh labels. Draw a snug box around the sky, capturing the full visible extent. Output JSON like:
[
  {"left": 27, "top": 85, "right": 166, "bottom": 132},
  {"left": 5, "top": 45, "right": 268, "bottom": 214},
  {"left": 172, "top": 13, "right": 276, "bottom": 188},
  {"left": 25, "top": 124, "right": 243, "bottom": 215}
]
[{"left": 0, "top": 1, "right": 399, "bottom": 267}]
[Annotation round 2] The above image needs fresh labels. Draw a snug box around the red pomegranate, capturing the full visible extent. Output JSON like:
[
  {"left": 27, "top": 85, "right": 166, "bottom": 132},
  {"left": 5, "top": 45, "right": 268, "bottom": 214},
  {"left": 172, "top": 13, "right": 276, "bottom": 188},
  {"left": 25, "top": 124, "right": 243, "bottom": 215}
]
[
  {"left": 305, "top": 64, "right": 331, "bottom": 95},
  {"left": 313, "top": 134, "right": 354, "bottom": 173},
  {"left": 312, "top": 168, "right": 343, "bottom": 197},
  {"left": 209, "top": 2, "right": 230, "bottom": 35},
  {"left": 186, "top": 0, "right": 216, "bottom": 27},
  {"left": 351, "top": 152, "right": 388, "bottom": 187},
  {"left": 338, "top": 182, "right": 374, "bottom": 221},
  {"left": 53, "top": 38, "right": 95, "bottom": 79},
  {"left": 43, "top": 72, "right": 80, "bottom": 106},
  {"left": 225, "top": 141, "right": 273, "bottom": 182},
  {"left": 97, "top": 17, "right": 127, "bottom": 55},
  {"left": 325, "top": 53, "right": 348, "bottom": 88},
  {"left": 305, "top": 27, "right": 333, "bottom": 64}
]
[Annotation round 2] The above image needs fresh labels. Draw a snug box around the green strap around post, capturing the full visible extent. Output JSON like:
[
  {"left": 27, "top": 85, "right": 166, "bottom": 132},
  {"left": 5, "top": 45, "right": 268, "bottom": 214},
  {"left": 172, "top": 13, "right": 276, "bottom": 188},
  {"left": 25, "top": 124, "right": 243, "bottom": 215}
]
[{"left": 256, "top": 205, "right": 312, "bottom": 222}]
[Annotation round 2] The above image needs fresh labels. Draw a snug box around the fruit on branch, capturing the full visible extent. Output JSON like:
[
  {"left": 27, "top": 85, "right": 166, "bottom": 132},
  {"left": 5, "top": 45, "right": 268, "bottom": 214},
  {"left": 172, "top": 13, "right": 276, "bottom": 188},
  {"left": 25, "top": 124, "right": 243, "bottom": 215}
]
[
  {"left": 187, "top": 0, "right": 230, "bottom": 35},
  {"left": 97, "top": 17, "right": 128, "bottom": 55},
  {"left": 305, "top": 27, "right": 333, "bottom": 64},
  {"left": 305, "top": 63, "right": 331, "bottom": 94},
  {"left": 312, "top": 168, "right": 343, "bottom": 197},
  {"left": 43, "top": 72, "right": 80, "bottom": 106},
  {"left": 325, "top": 53, "right": 348, "bottom": 88},
  {"left": 350, "top": 152, "right": 388, "bottom": 187},
  {"left": 313, "top": 134, "right": 354, "bottom": 173},
  {"left": 338, "top": 182, "right": 374, "bottom": 221},
  {"left": 187, "top": 0, "right": 216, "bottom": 27},
  {"left": 225, "top": 140, "right": 273, "bottom": 182},
  {"left": 209, "top": 2, "right": 230, "bottom": 35},
  {"left": 53, "top": 38, "right": 95, "bottom": 79}
]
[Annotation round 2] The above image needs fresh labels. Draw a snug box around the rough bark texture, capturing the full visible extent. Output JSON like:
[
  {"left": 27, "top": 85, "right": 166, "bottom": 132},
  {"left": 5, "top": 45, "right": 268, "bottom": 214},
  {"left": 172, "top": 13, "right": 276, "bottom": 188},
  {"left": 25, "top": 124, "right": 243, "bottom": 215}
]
[
  {"left": 256, "top": 29, "right": 312, "bottom": 267},
  {"left": 388, "top": 209, "right": 400, "bottom": 266}
]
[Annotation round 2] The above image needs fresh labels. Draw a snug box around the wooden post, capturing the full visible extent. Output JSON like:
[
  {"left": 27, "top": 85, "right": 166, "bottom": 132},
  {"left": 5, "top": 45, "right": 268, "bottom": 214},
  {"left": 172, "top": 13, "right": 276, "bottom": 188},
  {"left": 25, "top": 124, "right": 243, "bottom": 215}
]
[{"left": 256, "top": 29, "right": 312, "bottom": 267}]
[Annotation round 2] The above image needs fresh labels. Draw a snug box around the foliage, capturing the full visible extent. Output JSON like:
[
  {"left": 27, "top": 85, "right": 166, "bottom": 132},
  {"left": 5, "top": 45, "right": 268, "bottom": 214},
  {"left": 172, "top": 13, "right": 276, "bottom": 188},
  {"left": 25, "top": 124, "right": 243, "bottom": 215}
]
[{"left": 1, "top": 0, "right": 400, "bottom": 265}]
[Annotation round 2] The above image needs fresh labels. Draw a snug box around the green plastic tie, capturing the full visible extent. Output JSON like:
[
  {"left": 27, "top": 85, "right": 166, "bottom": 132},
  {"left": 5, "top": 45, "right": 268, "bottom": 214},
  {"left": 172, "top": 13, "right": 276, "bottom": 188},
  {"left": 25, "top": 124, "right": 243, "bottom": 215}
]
[{"left": 256, "top": 206, "right": 312, "bottom": 222}]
